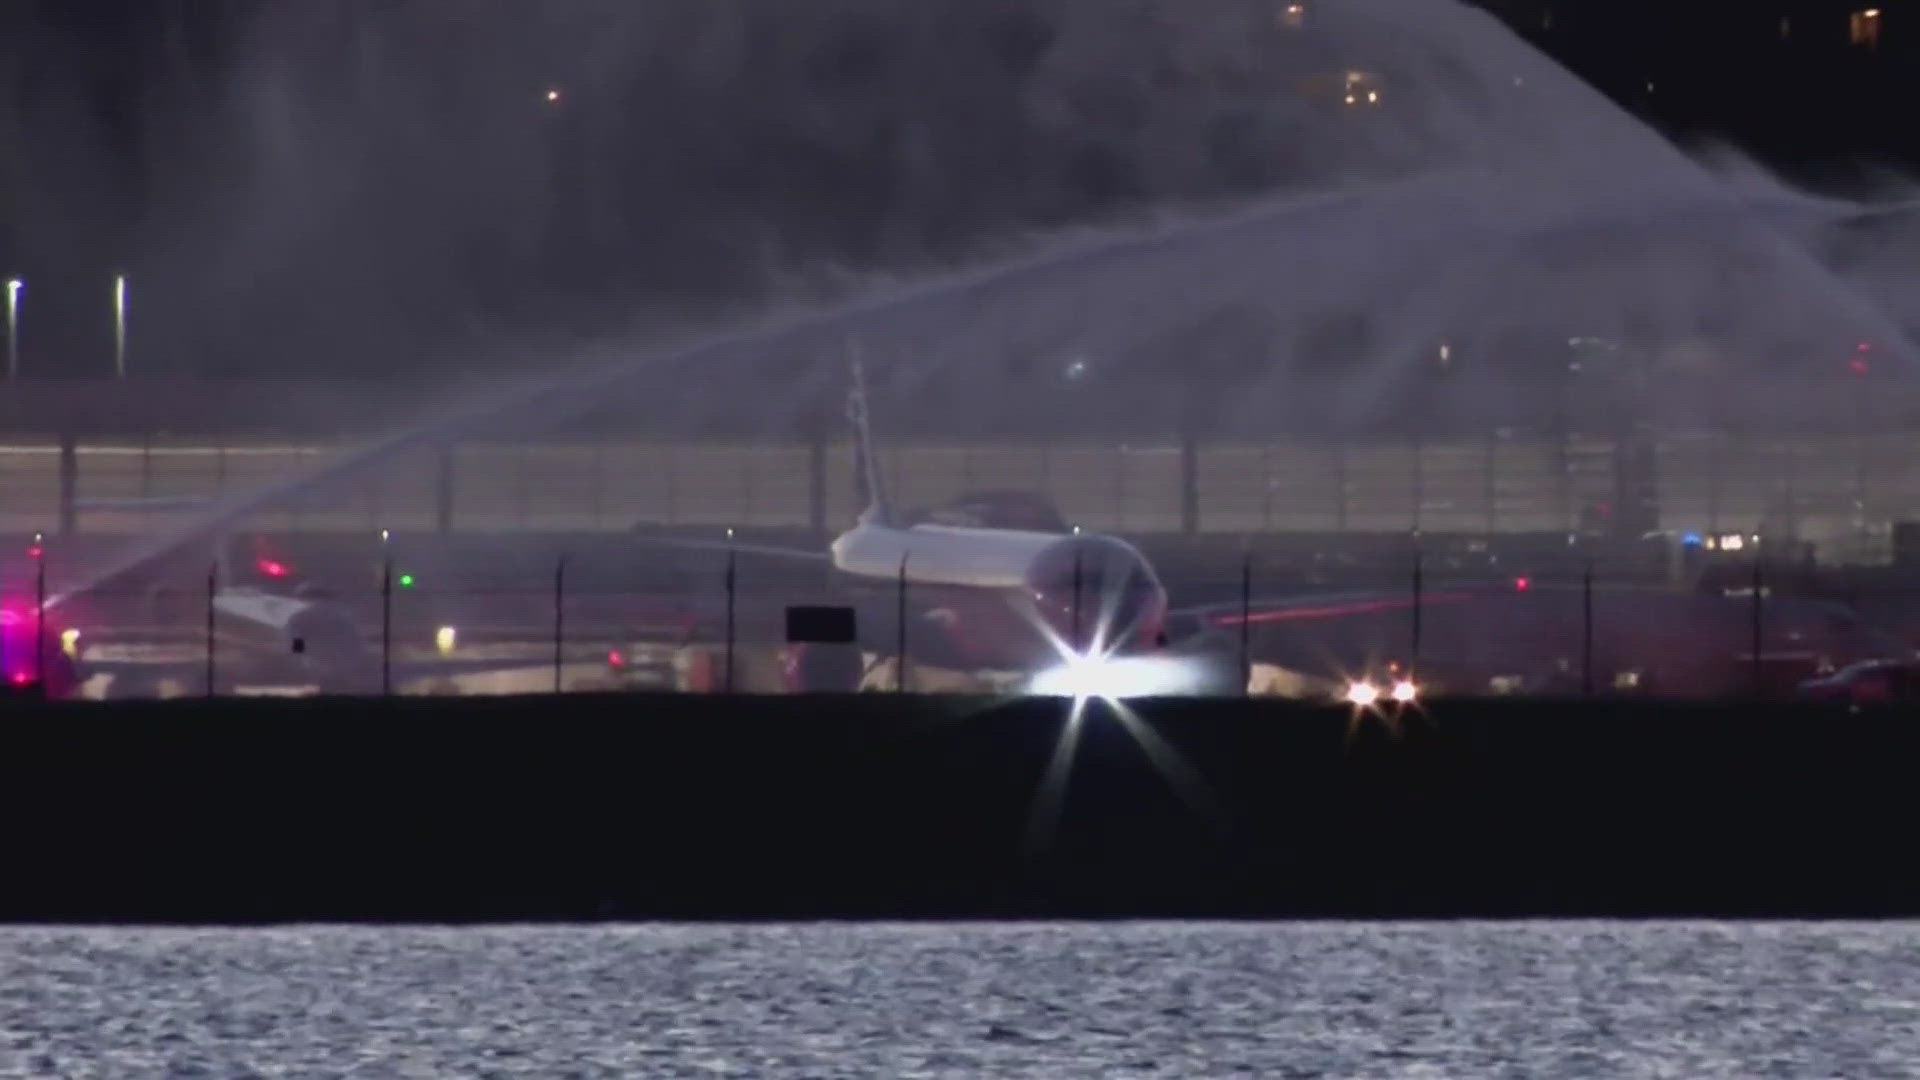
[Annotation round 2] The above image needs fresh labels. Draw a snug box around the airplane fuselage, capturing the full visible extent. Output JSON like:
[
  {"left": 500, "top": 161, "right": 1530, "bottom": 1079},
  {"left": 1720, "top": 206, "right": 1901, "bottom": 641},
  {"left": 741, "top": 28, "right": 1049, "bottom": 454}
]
[{"left": 828, "top": 520, "right": 1168, "bottom": 673}]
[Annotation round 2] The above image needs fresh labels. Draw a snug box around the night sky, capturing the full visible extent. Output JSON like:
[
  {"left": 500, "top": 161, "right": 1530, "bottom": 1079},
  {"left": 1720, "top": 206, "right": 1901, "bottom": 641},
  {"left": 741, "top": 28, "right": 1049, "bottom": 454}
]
[{"left": 0, "top": 0, "right": 1912, "bottom": 379}]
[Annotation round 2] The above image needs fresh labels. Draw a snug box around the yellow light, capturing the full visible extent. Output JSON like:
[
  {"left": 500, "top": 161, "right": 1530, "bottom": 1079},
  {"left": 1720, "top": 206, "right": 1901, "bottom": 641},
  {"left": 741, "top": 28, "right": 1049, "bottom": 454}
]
[
  {"left": 1865, "top": 9, "right": 1882, "bottom": 19},
  {"left": 1344, "top": 93, "right": 1357, "bottom": 106},
  {"left": 435, "top": 626, "right": 458, "bottom": 656},
  {"left": 60, "top": 628, "right": 80, "bottom": 658},
  {"left": 1367, "top": 90, "right": 1379, "bottom": 104}
]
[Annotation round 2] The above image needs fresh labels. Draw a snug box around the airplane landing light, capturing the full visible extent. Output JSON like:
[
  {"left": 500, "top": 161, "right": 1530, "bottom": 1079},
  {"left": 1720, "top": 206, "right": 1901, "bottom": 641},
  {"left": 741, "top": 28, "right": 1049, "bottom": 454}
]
[
  {"left": 1345, "top": 681, "right": 1380, "bottom": 707},
  {"left": 1031, "top": 654, "right": 1202, "bottom": 700}
]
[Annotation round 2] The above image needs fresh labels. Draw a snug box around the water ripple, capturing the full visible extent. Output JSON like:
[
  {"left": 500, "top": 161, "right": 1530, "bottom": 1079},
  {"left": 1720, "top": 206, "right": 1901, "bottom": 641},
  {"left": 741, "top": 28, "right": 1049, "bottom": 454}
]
[{"left": 0, "top": 922, "right": 1916, "bottom": 1077}]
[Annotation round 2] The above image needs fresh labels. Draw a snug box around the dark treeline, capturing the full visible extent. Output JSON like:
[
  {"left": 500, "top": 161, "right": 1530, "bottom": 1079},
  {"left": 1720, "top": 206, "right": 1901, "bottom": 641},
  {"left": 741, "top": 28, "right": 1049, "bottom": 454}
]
[{"left": 0, "top": 0, "right": 1912, "bottom": 378}]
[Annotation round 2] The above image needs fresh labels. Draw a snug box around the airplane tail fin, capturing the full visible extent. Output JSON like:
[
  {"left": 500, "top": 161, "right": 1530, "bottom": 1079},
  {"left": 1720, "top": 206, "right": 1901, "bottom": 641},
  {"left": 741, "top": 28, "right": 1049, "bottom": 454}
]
[{"left": 847, "top": 348, "right": 893, "bottom": 528}]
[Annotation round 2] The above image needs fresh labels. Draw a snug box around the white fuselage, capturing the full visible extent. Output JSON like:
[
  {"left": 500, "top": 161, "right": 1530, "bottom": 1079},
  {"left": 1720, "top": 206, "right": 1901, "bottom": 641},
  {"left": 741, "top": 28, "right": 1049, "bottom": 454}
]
[
  {"left": 829, "top": 521, "right": 1062, "bottom": 591},
  {"left": 824, "top": 518, "right": 1169, "bottom": 672}
]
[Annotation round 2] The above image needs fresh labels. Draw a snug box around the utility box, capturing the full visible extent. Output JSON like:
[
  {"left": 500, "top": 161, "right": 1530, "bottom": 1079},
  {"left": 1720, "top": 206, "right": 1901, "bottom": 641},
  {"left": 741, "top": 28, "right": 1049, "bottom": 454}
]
[
  {"left": 785, "top": 605, "right": 862, "bottom": 693},
  {"left": 786, "top": 606, "right": 857, "bottom": 645}
]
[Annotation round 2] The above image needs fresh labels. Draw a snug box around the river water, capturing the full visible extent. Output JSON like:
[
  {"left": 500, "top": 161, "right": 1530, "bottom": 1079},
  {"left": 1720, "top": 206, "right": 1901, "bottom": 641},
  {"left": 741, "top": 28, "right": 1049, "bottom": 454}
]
[{"left": 2, "top": 922, "right": 1915, "bottom": 1077}]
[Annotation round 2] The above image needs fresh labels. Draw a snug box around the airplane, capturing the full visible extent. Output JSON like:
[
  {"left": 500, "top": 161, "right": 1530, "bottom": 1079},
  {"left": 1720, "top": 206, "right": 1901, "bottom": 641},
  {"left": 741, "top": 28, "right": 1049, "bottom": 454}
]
[{"left": 637, "top": 361, "right": 1446, "bottom": 696}]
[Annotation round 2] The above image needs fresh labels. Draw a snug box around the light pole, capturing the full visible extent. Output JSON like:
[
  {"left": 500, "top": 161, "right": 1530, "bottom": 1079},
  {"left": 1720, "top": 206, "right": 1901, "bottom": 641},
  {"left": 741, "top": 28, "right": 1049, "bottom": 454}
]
[
  {"left": 112, "top": 274, "right": 128, "bottom": 378},
  {"left": 5, "top": 278, "right": 21, "bottom": 379}
]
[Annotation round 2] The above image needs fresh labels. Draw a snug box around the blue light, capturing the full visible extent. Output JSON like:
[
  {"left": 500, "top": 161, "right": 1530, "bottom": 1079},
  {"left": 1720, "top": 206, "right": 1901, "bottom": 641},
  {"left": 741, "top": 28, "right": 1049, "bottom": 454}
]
[{"left": 1681, "top": 532, "right": 1703, "bottom": 548}]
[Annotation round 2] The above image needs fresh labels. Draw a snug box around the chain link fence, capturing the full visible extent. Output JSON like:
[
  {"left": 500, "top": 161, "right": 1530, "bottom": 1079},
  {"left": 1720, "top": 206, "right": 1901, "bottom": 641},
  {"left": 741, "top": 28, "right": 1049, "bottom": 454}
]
[{"left": 4, "top": 545, "right": 1915, "bottom": 705}]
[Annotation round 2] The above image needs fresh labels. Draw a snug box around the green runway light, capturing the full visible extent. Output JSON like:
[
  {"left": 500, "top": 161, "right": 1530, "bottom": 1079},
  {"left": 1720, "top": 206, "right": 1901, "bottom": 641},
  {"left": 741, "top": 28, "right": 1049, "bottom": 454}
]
[{"left": 399, "top": 573, "right": 416, "bottom": 589}]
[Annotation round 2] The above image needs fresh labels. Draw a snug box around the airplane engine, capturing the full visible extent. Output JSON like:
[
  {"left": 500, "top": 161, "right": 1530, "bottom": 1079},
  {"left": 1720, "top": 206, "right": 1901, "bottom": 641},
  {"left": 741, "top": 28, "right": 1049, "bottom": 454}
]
[{"left": 1024, "top": 534, "right": 1168, "bottom": 657}]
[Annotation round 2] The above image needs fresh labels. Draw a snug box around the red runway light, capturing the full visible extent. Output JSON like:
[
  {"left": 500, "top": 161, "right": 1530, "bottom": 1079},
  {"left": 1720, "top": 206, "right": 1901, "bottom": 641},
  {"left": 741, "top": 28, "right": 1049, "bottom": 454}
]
[
  {"left": 608, "top": 650, "right": 627, "bottom": 668},
  {"left": 1514, "top": 576, "right": 1532, "bottom": 592},
  {"left": 256, "top": 558, "right": 289, "bottom": 579},
  {"left": 9, "top": 672, "right": 30, "bottom": 686}
]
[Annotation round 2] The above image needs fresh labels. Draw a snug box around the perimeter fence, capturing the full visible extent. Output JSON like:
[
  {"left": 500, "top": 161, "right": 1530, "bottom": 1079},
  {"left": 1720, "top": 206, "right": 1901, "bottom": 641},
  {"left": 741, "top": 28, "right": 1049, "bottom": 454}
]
[{"left": 6, "top": 550, "right": 1914, "bottom": 705}]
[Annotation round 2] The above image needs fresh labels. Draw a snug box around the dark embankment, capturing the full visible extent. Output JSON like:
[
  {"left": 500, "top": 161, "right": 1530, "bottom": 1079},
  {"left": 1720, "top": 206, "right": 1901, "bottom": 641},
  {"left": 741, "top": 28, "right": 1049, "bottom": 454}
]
[{"left": 1, "top": 693, "right": 1915, "bottom": 922}]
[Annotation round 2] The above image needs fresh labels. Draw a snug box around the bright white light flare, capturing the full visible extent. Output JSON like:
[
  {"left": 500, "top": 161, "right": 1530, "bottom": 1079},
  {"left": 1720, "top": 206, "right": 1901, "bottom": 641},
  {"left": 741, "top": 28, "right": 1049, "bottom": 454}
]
[
  {"left": 1031, "top": 654, "right": 1205, "bottom": 699},
  {"left": 1346, "top": 681, "right": 1380, "bottom": 706}
]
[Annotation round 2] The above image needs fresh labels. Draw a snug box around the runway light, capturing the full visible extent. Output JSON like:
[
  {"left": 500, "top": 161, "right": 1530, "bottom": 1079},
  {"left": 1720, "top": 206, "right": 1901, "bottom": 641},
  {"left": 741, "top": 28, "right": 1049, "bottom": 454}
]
[
  {"left": 435, "top": 625, "right": 458, "bottom": 656},
  {"left": 9, "top": 672, "right": 30, "bottom": 687},
  {"left": 59, "top": 628, "right": 80, "bottom": 658},
  {"left": 256, "top": 558, "right": 289, "bottom": 579},
  {"left": 398, "top": 573, "right": 416, "bottom": 589},
  {"left": 1514, "top": 576, "right": 1531, "bottom": 592},
  {"left": 1391, "top": 679, "right": 1419, "bottom": 703},
  {"left": 1345, "top": 681, "right": 1380, "bottom": 706},
  {"left": 608, "top": 649, "right": 627, "bottom": 669}
]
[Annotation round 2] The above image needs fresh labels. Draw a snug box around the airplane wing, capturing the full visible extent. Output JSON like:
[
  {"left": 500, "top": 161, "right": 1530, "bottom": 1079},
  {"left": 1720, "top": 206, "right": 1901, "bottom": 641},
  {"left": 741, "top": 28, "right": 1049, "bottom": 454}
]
[
  {"left": 1161, "top": 589, "right": 1485, "bottom": 652},
  {"left": 626, "top": 535, "right": 832, "bottom": 564},
  {"left": 1173, "top": 589, "right": 1478, "bottom": 628}
]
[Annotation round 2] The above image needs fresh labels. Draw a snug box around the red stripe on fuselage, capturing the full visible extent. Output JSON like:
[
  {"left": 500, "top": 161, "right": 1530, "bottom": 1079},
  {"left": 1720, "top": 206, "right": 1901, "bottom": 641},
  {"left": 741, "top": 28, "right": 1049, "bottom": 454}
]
[{"left": 1208, "top": 592, "right": 1473, "bottom": 627}]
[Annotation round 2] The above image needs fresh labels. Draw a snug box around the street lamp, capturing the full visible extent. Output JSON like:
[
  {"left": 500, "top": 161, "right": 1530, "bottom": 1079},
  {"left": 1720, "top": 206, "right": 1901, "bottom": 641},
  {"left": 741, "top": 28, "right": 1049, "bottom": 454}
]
[
  {"left": 112, "top": 274, "right": 128, "bottom": 378},
  {"left": 5, "top": 278, "right": 21, "bottom": 379}
]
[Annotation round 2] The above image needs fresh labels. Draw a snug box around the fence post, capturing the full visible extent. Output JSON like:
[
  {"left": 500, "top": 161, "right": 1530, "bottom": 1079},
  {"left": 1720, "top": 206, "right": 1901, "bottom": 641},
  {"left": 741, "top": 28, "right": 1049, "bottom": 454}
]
[
  {"left": 1582, "top": 558, "right": 1594, "bottom": 696},
  {"left": 34, "top": 548, "right": 45, "bottom": 687},
  {"left": 897, "top": 554, "right": 909, "bottom": 693},
  {"left": 206, "top": 562, "right": 217, "bottom": 698},
  {"left": 1071, "top": 545, "right": 1084, "bottom": 655},
  {"left": 1750, "top": 557, "right": 1764, "bottom": 698},
  {"left": 1410, "top": 549, "right": 1424, "bottom": 675},
  {"left": 553, "top": 555, "right": 566, "bottom": 694},
  {"left": 1240, "top": 551, "right": 1252, "bottom": 696},
  {"left": 724, "top": 545, "right": 736, "bottom": 693},
  {"left": 381, "top": 552, "right": 393, "bottom": 697}
]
